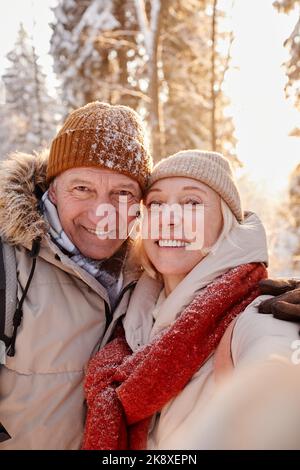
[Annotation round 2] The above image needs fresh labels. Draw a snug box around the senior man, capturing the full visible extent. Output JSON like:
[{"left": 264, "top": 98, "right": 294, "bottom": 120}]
[{"left": 0, "top": 101, "right": 152, "bottom": 449}]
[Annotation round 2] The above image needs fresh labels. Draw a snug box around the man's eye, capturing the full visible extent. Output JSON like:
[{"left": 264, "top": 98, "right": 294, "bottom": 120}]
[
  {"left": 116, "top": 191, "right": 134, "bottom": 198},
  {"left": 119, "top": 190, "right": 131, "bottom": 196},
  {"left": 74, "top": 186, "right": 89, "bottom": 192}
]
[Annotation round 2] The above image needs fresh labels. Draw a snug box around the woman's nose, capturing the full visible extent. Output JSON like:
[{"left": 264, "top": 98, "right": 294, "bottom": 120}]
[{"left": 163, "top": 206, "right": 182, "bottom": 226}]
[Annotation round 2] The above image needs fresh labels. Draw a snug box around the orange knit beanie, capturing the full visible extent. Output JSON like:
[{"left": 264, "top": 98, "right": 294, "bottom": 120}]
[{"left": 47, "top": 101, "right": 153, "bottom": 190}]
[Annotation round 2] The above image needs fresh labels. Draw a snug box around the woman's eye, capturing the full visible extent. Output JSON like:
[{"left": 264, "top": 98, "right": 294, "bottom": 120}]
[
  {"left": 184, "top": 199, "right": 203, "bottom": 206},
  {"left": 148, "top": 201, "right": 162, "bottom": 209}
]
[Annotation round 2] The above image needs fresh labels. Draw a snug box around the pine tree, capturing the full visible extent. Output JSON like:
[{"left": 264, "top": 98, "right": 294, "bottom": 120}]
[
  {"left": 50, "top": 0, "right": 95, "bottom": 109},
  {"left": 161, "top": 0, "right": 235, "bottom": 159},
  {"left": 2, "top": 24, "right": 58, "bottom": 153},
  {"left": 113, "top": 0, "right": 141, "bottom": 109},
  {"left": 158, "top": 0, "right": 236, "bottom": 160},
  {"left": 274, "top": 0, "right": 300, "bottom": 135},
  {"left": 129, "top": 0, "right": 237, "bottom": 160}
]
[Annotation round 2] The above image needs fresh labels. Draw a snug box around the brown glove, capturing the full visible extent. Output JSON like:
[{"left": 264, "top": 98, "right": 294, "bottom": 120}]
[{"left": 258, "top": 278, "right": 300, "bottom": 322}]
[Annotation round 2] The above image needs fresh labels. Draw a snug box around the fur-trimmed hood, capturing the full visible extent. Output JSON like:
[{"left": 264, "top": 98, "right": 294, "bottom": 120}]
[{"left": 0, "top": 150, "right": 49, "bottom": 247}]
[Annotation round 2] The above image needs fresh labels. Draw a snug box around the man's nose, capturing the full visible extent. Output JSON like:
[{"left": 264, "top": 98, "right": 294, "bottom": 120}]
[{"left": 87, "top": 195, "right": 115, "bottom": 226}]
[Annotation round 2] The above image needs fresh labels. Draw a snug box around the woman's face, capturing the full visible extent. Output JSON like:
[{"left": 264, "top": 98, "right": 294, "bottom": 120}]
[{"left": 142, "top": 177, "right": 223, "bottom": 278}]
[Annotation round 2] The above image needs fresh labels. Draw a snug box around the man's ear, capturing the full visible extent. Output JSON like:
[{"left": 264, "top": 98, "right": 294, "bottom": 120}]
[{"left": 48, "top": 181, "right": 57, "bottom": 205}]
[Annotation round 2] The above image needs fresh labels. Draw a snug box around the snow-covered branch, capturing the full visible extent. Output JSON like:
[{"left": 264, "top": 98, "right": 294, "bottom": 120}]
[{"left": 134, "top": 0, "right": 161, "bottom": 56}]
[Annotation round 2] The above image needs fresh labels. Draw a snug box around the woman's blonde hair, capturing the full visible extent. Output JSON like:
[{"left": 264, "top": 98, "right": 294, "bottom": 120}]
[{"left": 131, "top": 199, "right": 241, "bottom": 280}]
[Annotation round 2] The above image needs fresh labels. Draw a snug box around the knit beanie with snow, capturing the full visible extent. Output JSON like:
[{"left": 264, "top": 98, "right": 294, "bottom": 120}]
[
  {"left": 148, "top": 149, "right": 243, "bottom": 222},
  {"left": 47, "top": 101, "right": 153, "bottom": 190}
]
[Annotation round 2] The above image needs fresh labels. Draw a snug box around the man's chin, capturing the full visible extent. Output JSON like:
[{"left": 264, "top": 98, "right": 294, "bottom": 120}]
[{"left": 78, "top": 242, "right": 124, "bottom": 260}]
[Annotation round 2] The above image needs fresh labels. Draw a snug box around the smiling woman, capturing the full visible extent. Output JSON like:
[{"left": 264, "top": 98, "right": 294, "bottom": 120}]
[
  {"left": 142, "top": 177, "right": 223, "bottom": 294},
  {"left": 138, "top": 150, "right": 240, "bottom": 295},
  {"left": 81, "top": 148, "right": 300, "bottom": 451}
]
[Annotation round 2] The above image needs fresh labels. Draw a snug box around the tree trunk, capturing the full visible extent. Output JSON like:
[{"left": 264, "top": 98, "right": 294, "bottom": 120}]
[
  {"left": 148, "top": 1, "right": 165, "bottom": 161},
  {"left": 134, "top": 0, "right": 168, "bottom": 160},
  {"left": 211, "top": 0, "right": 217, "bottom": 151},
  {"left": 32, "top": 45, "right": 44, "bottom": 147}
]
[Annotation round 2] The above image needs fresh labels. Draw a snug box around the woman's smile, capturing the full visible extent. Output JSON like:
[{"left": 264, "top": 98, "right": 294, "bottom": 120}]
[{"left": 155, "top": 239, "right": 192, "bottom": 248}]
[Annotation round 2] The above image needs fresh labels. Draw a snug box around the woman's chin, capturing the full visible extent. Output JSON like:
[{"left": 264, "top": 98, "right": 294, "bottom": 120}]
[
  {"left": 152, "top": 262, "right": 192, "bottom": 278},
  {"left": 148, "top": 250, "right": 203, "bottom": 277}
]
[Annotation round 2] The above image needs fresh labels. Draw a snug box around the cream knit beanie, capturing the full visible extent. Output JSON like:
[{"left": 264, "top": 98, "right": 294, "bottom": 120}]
[{"left": 148, "top": 149, "right": 243, "bottom": 222}]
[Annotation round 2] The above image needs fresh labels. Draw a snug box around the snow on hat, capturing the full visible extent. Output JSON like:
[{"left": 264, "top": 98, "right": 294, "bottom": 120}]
[
  {"left": 47, "top": 101, "right": 153, "bottom": 190},
  {"left": 148, "top": 149, "right": 243, "bottom": 222}
]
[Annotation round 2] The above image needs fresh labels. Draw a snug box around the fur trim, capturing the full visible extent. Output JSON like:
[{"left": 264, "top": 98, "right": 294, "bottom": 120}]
[{"left": 0, "top": 150, "right": 49, "bottom": 246}]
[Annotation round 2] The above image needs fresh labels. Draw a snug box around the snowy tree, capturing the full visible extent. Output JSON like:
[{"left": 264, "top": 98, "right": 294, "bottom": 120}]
[
  {"left": 274, "top": 0, "right": 300, "bottom": 135},
  {"left": 113, "top": 0, "right": 142, "bottom": 109},
  {"left": 50, "top": 0, "right": 97, "bottom": 109},
  {"left": 161, "top": 0, "right": 236, "bottom": 160},
  {"left": 210, "top": 0, "right": 236, "bottom": 156},
  {"left": 0, "top": 104, "right": 14, "bottom": 159},
  {"left": 238, "top": 172, "right": 297, "bottom": 276},
  {"left": 0, "top": 83, "right": 12, "bottom": 159},
  {"left": 131, "top": 0, "right": 237, "bottom": 160},
  {"left": 133, "top": 0, "right": 169, "bottom": 158},
  {"left": 50, "top": 0, "right": 237, "bottom": 163},
  {"left": 50, "top": 0, "right": 142, "bottom": 112},
  {"left": 286, "top": 162, "right": 300, "bottom": 270},
  {"left": 2, "top": 24, "right": 58, "bottom": 153}
]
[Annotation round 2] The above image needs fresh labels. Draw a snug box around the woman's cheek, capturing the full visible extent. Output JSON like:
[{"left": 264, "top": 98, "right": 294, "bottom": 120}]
[
  {"left": 204, "top": 209, "right": 222, "bottom": 247},
  {"left": 143, "top": 238, "right": 156, "bottom": 261}
]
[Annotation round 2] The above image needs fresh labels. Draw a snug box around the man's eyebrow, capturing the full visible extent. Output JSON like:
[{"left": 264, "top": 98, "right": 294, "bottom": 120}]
[
  {"left": 68, "top": 179, "right": 140, "bottom": 193},
  {"left": 111, "top": 183, "right": 140, "bottom": 192},
  {"left": 68, "top": 178, "right": 93, "bottom": 186}
]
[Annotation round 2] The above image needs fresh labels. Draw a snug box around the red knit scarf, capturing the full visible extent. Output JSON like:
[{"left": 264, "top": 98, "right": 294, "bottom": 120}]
[{"left": 82, "top": 262, "right": 267, "bottom": 450}]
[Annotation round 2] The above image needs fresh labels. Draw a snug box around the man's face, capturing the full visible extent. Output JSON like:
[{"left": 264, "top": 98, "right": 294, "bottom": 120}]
[{"left": 49, "top": 167, "right": 142, "bottom": 260}]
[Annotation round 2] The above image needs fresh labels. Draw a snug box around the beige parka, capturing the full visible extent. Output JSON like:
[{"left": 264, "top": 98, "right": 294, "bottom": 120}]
[{"left": 0, "top": 151, "right": 141, "bottom": 450}]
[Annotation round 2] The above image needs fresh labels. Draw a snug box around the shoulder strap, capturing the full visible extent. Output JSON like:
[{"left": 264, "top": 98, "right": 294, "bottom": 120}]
[
  {"left": 214, "top": 317, "right": 238, "bottom": 385},
  {"left": 0, "top": 237, "right": 17, "bottom": 364},
  {"left": 0, "top": 237, "right": 40, "bottom": 361},
  {"left": 0, "top": 240, "right": 6, "bottom": 357}
]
